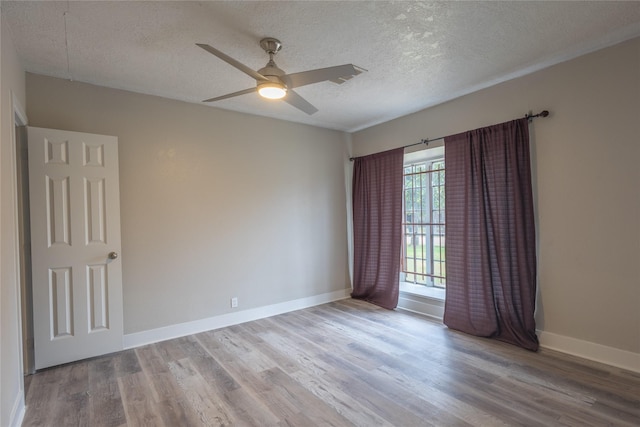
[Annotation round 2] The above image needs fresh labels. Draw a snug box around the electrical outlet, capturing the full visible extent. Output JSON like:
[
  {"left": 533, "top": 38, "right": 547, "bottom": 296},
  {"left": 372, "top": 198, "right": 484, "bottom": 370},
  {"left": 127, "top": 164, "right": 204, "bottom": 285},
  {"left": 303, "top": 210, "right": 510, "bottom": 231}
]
[{"left": 231, "top": 297, "right": 238, "bottom": 308}]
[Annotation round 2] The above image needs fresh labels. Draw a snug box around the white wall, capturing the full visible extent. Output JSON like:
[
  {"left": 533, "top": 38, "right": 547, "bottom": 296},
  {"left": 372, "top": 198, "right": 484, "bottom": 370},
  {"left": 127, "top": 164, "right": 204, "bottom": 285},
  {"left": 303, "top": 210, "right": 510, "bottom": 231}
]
[
  {"left": 0, "top": 7, "right": 27, "bottom": 427},
  {"left": 353, "top": 38, "right": 640, "bottom": 368},
  {"left": 25, "top": 74, "right": 352, "bottom": 335}
]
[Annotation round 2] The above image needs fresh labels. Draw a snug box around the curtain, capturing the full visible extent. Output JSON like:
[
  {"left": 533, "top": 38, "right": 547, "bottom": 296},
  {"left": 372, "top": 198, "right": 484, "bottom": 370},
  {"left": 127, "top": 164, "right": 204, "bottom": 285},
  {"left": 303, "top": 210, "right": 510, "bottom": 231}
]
[
  {"left": 351, "top": 147, "right": 404, "bottom": 309},
  {"left": 444, "top": 118, "right": 539, "bottom": 351}
]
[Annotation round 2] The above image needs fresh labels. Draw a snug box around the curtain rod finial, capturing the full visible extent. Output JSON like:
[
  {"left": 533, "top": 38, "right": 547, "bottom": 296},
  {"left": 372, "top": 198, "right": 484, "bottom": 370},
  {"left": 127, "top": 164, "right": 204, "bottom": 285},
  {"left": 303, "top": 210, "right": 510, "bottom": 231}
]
[{"left": 526, "top": 110, "right": 550, "bottom": 121}]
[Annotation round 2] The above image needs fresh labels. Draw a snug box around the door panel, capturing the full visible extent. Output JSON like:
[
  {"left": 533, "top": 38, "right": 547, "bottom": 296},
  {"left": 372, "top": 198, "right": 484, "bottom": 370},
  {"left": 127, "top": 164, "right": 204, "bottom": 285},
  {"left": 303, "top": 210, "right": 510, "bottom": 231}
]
[{"left": 28, "top": 126, "right": 123, "bottom": 370}]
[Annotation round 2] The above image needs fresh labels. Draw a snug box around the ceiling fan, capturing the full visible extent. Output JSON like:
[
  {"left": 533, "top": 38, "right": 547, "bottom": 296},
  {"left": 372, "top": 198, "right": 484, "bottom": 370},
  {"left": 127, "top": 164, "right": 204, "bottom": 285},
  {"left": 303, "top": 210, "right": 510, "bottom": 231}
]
[{"left": 196, "top": 37, "right": 365, "bottom": 115}]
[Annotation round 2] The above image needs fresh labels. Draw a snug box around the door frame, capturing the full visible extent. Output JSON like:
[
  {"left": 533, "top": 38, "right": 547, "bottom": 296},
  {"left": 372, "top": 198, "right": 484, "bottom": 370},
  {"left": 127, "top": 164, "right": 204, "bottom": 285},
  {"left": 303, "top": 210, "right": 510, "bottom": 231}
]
[{"left": 10, "top": 91, "right": 31, "bottom": 383}]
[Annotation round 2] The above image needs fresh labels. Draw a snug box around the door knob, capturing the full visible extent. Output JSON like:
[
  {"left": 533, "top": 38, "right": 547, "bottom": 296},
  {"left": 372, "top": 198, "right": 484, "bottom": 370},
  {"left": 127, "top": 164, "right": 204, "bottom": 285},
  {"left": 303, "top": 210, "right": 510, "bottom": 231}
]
[{"left": 108, "top": 251, "right": 119, "bottom": 260}]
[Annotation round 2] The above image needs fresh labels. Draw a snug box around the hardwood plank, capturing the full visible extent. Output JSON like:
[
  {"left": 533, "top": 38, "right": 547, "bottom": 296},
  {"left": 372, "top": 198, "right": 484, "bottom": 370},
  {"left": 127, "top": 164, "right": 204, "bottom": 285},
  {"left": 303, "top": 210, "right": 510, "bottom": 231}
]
[
  {"left": 311, "top": 348, "right": 462, "bottom": 426},
  {"left": 243, "top": 318, "right": 387, "bottom": 426},
  {"left": 22, "top": 368, "right": 61, "bottom": 426},
  {"left": 182, "top": 332, "right": 282, "bottom": 426},
  {"left": 154, "top": 397, "right": 204, "bottom": 427},
  {"left": 118, "top": 371, "right": 167, "bottom": 427},
  {"left": 88, "top": 356, "right": 128, "bottom": 427},
  {"left": 277, "top": 410, "right": 327, "bottom": 427},
  {"left": 135, "top": 344, "right": 185, "bottom": 404},
  {"left": 222, "top": 386, "right": 282, "bottom": 427},
  {"left": 89, "top": 378, "right": 127, "bottom": 427},
  {"left": 261, "top": 367, "right": 356, "bottom": 426},
  {"left": 53, "top": 391, "right": 90, "bottom": 427},
  {"left": 374, "top": 362, "right": 509, "bottom": 427},
  {"left": 289, "top": 367, "right": 393, "bottom": 427},
  {"left": 57, "top": 361, "right": 89, "bottom": 397},
  {"left": 155, "top": 336, "right": 199, "bottom": 362},
  {"left": 188, "top": 352, "right": 240, "bottom": 395},
  {"left": 211, "top": 326, "right": 278, "bottom": 372},
  {"left": 167, "top": 357, "right": 234, "bottom": 425},
  {"left": 50, "top": 362, "right": 90, "bottom": 426},
  {"left": 196, "top": 331, "right": 302, "bottom": 421},
  {"left": 257, "top": 319, "right": 433, "bottom": 426},
  {"left": 235, "top": 322, "right": 301, "bottom": 374},
  {"left": 273, "top": 311, "right": 382, "bottom": 372},
  {"left": 114, "top": 349, "right": 142, "bottom": 377}
]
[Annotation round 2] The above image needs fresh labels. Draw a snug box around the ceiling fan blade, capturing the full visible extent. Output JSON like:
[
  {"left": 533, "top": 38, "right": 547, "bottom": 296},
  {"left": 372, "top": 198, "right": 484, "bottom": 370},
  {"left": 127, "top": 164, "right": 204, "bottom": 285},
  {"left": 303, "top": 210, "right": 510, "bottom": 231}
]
[
  {"left": 196, "top": 43, "right": 268, "bottom": 82},
  {"left": 203, "top": 87, "right": 256, "bottom": 103},
  {"left": 283, "top": 89, "right": 318, "bottom": 115},
  {"left": 283, "top": 64, "right": 366, "bottom": 88}
]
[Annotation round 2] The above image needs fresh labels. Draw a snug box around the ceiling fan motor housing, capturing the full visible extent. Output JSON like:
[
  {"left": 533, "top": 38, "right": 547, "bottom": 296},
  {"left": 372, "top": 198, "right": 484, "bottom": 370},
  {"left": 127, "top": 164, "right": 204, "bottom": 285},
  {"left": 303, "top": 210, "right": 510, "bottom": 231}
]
[
  {"left": 258, "top": 64, "right": 285, "bottom": 79},
  {"left": 259, "top": 37, "right": 282, "bottom": 55},
  {"left": 258, "top": 54, "right": 287, "bottom": 94}
]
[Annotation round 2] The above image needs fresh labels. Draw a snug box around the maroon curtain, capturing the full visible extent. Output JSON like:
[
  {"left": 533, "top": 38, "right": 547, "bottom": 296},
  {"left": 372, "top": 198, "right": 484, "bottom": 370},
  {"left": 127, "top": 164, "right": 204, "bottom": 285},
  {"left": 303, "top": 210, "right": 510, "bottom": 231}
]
[
  {"left": 444, "top": 118, "right": 539, "bottom": 351},
  {"left": 352, "top": 147, "right": 404, "bottom": 309}
]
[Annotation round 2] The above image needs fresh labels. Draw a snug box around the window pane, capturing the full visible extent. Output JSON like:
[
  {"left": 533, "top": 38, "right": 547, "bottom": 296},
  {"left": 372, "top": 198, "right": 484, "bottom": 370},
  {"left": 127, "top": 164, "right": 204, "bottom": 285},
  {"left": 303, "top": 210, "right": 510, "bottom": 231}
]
[{"left": 401, "top": 158, "right": 446, "bottom": 289}]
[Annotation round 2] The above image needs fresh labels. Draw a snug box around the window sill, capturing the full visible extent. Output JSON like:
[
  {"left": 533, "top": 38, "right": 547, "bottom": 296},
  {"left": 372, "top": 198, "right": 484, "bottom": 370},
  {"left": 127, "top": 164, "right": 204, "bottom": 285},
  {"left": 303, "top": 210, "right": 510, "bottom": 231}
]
[{"left": 399, "top": 282, "right": 445, "bottom": 301}]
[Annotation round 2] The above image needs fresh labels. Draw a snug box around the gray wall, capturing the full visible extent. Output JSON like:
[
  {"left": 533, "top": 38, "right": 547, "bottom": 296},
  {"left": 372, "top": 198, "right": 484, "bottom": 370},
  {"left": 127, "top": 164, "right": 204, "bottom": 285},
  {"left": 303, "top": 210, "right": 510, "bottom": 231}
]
[
  {"left": 26, "top": 74, "right": 352, "bottom": 334},
  {"left": 353, "top": 38, "right": 640, "bottom": 356}
]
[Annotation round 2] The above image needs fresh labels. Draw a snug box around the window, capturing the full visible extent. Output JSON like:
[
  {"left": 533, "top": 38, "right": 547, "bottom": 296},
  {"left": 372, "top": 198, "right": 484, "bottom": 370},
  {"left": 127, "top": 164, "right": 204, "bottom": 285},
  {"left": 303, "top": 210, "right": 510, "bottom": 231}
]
[{"left": 401, "top": 150, "right": 445, "bottom": 292}]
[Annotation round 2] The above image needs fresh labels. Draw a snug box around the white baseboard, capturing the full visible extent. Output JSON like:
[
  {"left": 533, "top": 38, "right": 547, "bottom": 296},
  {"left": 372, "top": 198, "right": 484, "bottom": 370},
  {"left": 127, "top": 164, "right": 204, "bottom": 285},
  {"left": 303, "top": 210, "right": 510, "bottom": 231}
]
[
  {"left": 123, "top": 289, "right": 351, "bottom": 349},
  {"left": 537, "top": 330, "right": 640, "bottom": 373},
  {"left": 9, "top": 390, "right": 25, "bottom": 427}
]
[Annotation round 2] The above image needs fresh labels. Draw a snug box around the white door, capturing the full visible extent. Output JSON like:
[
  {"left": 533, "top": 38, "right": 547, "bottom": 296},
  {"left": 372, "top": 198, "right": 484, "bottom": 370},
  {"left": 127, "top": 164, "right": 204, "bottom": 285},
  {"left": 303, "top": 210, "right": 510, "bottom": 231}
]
[{"left": 28, "top": 126, "right": 124, "bottom": 370}]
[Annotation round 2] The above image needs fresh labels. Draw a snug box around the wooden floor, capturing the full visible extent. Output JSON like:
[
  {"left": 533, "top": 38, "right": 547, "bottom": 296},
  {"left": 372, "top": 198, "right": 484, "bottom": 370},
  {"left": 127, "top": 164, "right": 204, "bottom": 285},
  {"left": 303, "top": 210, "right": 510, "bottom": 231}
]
[{"left": 23, "top": 299, "right": 640, "bottom": 426}]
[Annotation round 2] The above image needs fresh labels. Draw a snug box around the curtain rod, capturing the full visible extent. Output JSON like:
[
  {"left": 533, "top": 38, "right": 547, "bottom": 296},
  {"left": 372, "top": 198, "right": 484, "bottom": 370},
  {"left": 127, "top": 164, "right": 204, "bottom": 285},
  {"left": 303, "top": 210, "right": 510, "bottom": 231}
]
[{"left": 349, "top": 110, "right": 549, "bottom": 161}]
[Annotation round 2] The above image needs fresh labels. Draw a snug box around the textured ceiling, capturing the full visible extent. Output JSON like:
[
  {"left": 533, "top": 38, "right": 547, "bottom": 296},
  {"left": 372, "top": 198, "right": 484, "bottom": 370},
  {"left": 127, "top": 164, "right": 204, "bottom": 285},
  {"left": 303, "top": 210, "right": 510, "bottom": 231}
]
[{"left": 3, "top": 1, "right": 640, "bottom": 132}]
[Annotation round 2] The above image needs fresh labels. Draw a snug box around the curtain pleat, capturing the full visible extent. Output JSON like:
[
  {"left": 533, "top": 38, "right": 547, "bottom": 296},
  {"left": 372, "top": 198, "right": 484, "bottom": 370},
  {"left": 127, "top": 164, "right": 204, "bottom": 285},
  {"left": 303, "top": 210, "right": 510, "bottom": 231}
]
[
  {"left": 351, "top": 147, "right": 404, "bottom": 309},
  {"left": 444, "top": 118, "right": 539, "bottom": 351}
]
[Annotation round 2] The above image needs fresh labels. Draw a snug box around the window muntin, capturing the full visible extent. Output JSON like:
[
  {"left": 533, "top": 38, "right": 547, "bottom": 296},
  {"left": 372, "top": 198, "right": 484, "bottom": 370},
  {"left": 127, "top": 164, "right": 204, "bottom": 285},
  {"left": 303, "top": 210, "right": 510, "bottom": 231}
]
[{"left": 402, "top": 159, "right": 445, "bottom": 288}]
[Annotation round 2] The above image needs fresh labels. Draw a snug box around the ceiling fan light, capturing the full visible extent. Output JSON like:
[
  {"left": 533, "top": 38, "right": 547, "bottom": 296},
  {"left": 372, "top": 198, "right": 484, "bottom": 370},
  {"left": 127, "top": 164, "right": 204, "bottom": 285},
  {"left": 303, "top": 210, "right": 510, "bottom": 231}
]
[{"left": 258, "top": 82, "right": 287, "bottom": 99}]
